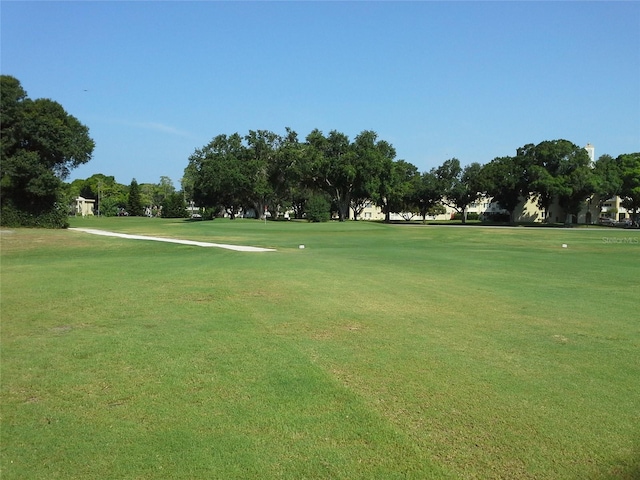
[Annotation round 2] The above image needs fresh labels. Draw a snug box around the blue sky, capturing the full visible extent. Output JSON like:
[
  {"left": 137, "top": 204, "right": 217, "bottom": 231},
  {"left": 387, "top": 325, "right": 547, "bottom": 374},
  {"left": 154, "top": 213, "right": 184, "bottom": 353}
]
[{"left": 2, "top": 1, "right": 639, "bottom": 187}]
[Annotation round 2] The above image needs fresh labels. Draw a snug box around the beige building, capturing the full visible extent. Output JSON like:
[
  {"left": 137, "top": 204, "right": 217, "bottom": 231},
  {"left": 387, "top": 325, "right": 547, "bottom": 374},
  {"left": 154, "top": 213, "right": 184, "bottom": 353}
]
[
  {"left": 73, "top": 196, "right": 95, "bottom": 216},
  {"left": 599, "top": 195, "right": 633, "bottom": 222},
  {"left": 351, "top": 194, "right": 629, "bottom": 224}
]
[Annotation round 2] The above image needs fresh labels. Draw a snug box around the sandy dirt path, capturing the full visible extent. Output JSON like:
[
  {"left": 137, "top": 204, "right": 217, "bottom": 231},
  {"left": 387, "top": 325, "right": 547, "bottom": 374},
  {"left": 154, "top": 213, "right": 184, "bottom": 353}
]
[{"left": 69, "top": 228, "right": 276, "bottom": 252}]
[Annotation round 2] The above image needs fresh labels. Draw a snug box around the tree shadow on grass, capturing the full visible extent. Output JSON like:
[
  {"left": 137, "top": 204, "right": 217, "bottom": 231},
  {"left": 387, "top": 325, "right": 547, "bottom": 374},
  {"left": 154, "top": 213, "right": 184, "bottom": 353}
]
[{"left": 595, "top": 437, "right": 640, "bottom": 480}]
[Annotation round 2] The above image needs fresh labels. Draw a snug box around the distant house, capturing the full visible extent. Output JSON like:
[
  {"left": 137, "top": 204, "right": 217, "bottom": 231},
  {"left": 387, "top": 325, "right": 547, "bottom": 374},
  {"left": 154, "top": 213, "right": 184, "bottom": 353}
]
[{"left": 74, "top": 196, "right": 95, "bottom": 216}]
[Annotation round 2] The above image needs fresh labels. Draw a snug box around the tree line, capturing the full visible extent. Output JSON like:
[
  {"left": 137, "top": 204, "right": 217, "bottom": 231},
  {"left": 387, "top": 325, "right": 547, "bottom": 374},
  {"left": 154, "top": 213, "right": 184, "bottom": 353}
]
[
  {"left": 2, "top": 74, "right": 638, "bottom": 227},
  {"left": 66, "top": 174, "right": 187, "bottom": 218},
  {"left": 184, "top": 128, "right": 640, "bottom": 224}
]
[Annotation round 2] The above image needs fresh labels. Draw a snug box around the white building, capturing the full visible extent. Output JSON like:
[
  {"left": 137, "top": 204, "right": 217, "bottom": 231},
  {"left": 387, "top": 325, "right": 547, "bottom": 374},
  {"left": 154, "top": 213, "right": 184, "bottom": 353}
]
[{"left": 73, "top": 196, "right": 95, "bottom": 216}]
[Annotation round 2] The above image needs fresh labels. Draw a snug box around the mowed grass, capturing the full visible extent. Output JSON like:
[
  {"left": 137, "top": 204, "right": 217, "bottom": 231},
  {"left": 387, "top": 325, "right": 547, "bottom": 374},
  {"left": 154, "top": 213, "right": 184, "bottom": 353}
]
[{"left": 1, "top": 217, "right": 639, "bottom": 479}]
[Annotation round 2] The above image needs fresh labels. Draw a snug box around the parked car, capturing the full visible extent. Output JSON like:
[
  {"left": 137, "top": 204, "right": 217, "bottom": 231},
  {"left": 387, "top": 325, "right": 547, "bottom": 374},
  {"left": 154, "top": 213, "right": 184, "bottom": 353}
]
[
  {"left": 598, "top": 217, "right": 616, "bottom": 226},
  {"left": 614, "top": 219, "right": 635, "bottom": 228}
]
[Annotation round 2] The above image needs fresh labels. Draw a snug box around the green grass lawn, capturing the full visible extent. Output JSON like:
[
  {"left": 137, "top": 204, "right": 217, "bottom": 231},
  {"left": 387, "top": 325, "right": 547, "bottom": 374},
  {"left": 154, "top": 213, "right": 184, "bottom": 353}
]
[{"left": 1, "top": 217, "right": 639, "bottom": 479}]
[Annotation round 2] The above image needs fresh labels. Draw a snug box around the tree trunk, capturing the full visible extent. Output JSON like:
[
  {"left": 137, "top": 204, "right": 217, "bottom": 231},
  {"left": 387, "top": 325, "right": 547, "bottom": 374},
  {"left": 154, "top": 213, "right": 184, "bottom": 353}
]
[
  {"left": 336, "top": 197, "right": 349, "bottom": 221},
  {"left": 255, "top": 200, "right": 266, "bottom": 220}
]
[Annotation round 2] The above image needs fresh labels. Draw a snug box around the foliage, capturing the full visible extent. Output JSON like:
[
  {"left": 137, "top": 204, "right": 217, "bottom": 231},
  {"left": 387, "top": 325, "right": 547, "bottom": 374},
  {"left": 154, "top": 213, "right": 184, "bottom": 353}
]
[
  {"left": 127, "top": 179, "right": 144, "bottom": 216},
  {"left": 184, "top": 128, "right": 637, "bottom": 225},
  {"left": 376, "top": 159, "right": 416, "bottom": 223},
  {"left": 0, "top": 75, "right": 94, "bottom": 227},
  {"left": 593, "top": 154, "right": 623, "bottom": 210},
  {"left": 269, "top": 127, "right": 307, "bottom": 218},
  {"left": 0, "top": 200, "right": 69, "bottom": 228},
  {"left": 187, "top": 128, "right": 402, "bottom": 222},
  {"left": 160, "top": 192, "right": 188, "bottom": 218},
  {"left": 304, "top": 193, "right": 331, "bottom": 222},
  {"left": 482, "top": 211, "right": 511, "bottom": 223},
  {"left": 435, "top": 159, "right": 483, "bottom": 223},
  {"left": 480, "top": 155, "right": 529, "bottom": 223},
  {"left": 555, "top": 145, "right": 596, "bottom": 223},
  {"left": 156, "top": 176, "right": 176, "bottom": 204},
  {"left": 618, "top": 152, "right": 640, "bottom": 220},
  {"left": 305, "top": 129, "right": 356, "bottom": 221},
  {"left": 244, "top": 129, "right": 280, "bottom": 219},
  {"left": 410, "top": 171, "right": 444, "bottom": 221},
  {"left": 66, "top": 173, "right": 128, "bottom": 216},
  {"left": 350, "top": 131, "right": 393, "bottom": 220},
  {"left": 97, "top": 196, "right": 121, "bottom": 217},
  {"left": 452, "top": 212, "right": 479, "bottom": 221},
  {"left": 187, "top": 133, "right": 248, "bottom": 219}
]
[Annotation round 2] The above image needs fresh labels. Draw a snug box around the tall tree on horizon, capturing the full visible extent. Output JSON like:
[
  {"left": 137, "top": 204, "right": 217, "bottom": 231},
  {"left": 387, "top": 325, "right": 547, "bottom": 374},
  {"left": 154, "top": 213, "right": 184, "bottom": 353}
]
[{"left": 127, "top": 178, "right": 144, "bottom": 216}]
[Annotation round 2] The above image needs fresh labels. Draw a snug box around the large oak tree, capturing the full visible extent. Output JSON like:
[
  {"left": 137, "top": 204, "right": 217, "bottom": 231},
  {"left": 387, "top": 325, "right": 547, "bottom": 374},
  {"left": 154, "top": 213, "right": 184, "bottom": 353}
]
[{"left": 1, "top": 75, "right": 94, "bottom": 227}]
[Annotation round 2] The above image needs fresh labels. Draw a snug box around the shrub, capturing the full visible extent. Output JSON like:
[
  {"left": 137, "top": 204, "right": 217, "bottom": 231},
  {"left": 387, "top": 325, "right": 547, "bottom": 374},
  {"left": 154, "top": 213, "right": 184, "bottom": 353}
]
[
  {"left": 1, "top": 202, "right": 69, "bottom": 228},
  {"left": 305, "top": 194, "right": 331, "bottom": 222},
  {"left": 98, "top": 197, "right": 121, "bottom": 217},
  {"left": 452, "top": 212, "right": 479, "bottom": 221},
  {"left": 482, "top": 212, "right": 511, "bottom": 223},
  {"left": 161, "top": 193, "right": 188, "bottom": 218}
]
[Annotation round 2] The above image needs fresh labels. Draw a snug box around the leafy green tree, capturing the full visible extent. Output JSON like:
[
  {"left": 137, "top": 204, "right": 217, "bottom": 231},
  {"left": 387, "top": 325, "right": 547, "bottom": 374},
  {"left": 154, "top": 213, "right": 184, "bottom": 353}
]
[
  {"left": 161, "top": 192, "right": 188, "bottom": 218},
  {"left": 350, "top": 131, "right": 390, "bottom": 220},
  {"left": 187, "top": 133, "right": 247, "bottom": 219},
  {"left": 245, "top": 130, "right": 280, "bottom": 219},
  {"left": 306, "top": 129, "right": 355, "bottom": 221},
  {"left": 427, "top": 203, "right": 447, "bottom": 218},
  {"left": 127, "top": 179, "right": 144, "bottom": 216},
  {"left": 593, "top": 154, "right": 623, "bottom": 213},
  {"left": 522, "top": 140, "right": 585, "bottom": 222},
  {"left": 0, "top": 75, "right": 94, "bottom": 227},
  {"left": 376, "top": 159, "right": 417, "bottom": 222},
  {"left": 555, "top": 146, "right": 596, "bottom": 223},
  {"left": 618, "top": 153, "right": 640, "bottom": 222},
  {"left": 66, "top": 174, "right": 127, "bottom": 216},
  {"left": 270, "top": 128, "right": 313, "bottom": 219},
  {"left": 268, "top": 128, "right": 297, "bottom": 211},
  {"left": 157, "top": 176, "right": 175, "bottom": 204},
  {"left": 98, "top": 196, "right": 121, "bottom": 217},
  {"left": 411, "top": 170, "right": 444, "bottom": 222},
  {"left": 481, "top": 155, "right": 530, "bottom": 223},
  {"left": 435, "top": 158, "right": 483, "bottom": 224},
  {"left": 305, "top": 193, "right": 331, "bottom": 222}
]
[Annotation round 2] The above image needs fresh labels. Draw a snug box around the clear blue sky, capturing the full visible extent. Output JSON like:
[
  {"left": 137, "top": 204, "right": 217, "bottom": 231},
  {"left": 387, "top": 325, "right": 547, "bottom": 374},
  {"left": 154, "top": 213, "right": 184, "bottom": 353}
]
[{"left": 2, "top": 1, "right": 639, "bottom": 187}]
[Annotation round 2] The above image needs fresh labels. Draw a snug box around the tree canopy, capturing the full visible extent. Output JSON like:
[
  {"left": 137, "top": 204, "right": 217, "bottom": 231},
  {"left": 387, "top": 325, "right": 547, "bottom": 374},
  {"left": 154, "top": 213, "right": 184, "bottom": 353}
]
[
  {"left": 1, "top": 75, "right": 94, "bottom": 227},
  {"left": 182, "top": 129, "right": 638, "bottom": 225},
  {"left": 618, "top": 153, "right": 640, "bottom": 219}
]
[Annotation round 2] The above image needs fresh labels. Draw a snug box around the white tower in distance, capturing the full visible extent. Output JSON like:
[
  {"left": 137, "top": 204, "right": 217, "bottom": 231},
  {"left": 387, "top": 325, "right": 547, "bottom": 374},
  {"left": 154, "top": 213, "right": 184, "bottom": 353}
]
[{"left": 585, "top": 143, "right": 595, "bottom": 163}]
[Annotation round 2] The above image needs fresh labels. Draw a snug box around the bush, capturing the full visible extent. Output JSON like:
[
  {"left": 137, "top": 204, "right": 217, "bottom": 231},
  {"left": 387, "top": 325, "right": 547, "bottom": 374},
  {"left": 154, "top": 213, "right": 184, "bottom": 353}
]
[
  {"left": 452, "top": 212, "right": 479, "bottom": 221},
  {"left": 161, "top": 193, "right": 188, "bottom": 218},
  {"left": 482, "top": 212, "right": 511, "bottom": 223},
  {"left": 98, "top": 197, "right": 121, "bottom": 217},
  {"left": 1, "top": 202, "right": 69, "bottom": 228},
  {"left": 305, "top": 194, "right": 331, "bottom": 222}
]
